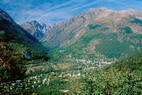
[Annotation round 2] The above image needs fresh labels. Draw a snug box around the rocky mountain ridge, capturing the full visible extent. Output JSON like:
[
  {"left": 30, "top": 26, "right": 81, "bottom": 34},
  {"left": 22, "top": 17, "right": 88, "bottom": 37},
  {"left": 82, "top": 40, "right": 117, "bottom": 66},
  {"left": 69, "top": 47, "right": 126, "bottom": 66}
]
[
  {"left": 42, "top": 8, "right": 142, "bottom": 47},
  {"left": 21, "top": 20, "right": 51, "bottom": 40}
]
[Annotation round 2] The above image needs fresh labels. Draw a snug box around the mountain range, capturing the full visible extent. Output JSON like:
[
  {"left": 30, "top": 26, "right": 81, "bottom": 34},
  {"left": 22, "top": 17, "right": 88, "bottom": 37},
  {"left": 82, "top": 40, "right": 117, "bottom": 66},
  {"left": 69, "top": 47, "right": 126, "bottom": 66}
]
[
  {"left": 24, "top": 8, "right": 142, "bottom": 60},
  {"left": 1, "top": 8, "right": 142, "bottom": 60}
]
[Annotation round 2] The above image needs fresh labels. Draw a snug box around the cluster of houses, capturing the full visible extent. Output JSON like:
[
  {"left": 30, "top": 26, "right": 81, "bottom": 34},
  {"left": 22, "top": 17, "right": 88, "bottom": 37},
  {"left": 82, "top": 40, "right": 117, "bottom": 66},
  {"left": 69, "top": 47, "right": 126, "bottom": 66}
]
[
  {"left": 59, "top": 72, "right": 81, "bottom": 78},
  {"left": 0, "top": 74, "right": 51, "bottom": 91},
  {"left": 75, "top": 59, "right": 113, "bottom": 65}
]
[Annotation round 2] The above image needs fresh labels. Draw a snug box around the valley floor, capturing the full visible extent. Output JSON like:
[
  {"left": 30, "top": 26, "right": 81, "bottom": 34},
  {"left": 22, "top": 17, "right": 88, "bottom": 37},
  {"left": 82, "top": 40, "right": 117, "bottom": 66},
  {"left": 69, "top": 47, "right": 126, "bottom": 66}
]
[
  {"left": 0, "top": 58, "right": 112, "bottom": 95},
  {"left": 0, "top": 49, "right": 142, "bottom": 95}
]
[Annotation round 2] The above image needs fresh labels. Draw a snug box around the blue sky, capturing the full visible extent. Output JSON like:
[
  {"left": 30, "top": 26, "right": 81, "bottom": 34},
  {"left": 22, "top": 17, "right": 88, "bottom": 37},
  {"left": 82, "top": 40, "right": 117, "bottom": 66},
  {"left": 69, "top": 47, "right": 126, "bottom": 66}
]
[{"left": 0, "top": 0, "right": 142, "bottom": 25}]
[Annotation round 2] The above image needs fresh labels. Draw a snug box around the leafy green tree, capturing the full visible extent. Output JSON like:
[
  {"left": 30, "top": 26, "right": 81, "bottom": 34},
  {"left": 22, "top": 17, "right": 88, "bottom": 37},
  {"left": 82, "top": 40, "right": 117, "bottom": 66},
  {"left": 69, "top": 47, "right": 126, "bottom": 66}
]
[{"left": 0, "top": 43, "right": 26, "bottom": 82}]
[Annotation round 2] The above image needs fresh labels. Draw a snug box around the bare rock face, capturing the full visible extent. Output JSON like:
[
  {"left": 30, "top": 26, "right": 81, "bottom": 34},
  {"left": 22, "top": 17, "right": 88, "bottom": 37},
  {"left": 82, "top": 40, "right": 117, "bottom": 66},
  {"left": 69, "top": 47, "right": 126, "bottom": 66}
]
[{"left": 21, "top": 20, "right": 51, "bottom": 40}]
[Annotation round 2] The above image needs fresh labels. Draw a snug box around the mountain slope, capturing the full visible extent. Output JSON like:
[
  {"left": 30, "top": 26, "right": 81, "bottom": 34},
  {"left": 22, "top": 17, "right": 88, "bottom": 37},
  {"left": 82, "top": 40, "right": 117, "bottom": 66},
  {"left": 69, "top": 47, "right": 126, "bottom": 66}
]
[
  {"left": 0, "top": 9, "right": 49, "bottom": 54},
  {"left": 21, "top": 20, "right": 51, "bottom": 40},
  {"left": 0, "top": 9, "right": 49, "bottom": 82},
  {"left": 42, "top": 8, "right": 142, "bottom": 59}
]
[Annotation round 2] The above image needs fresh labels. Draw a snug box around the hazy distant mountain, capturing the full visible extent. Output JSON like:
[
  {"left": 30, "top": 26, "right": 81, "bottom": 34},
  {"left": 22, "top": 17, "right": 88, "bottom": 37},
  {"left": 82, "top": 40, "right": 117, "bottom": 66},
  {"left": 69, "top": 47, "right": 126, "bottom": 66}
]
[
  {"left": 42, "top": 8, "right": 142, "bottom": 59},
  {"left": 21, "top": 20, "right": 51, "bottom": 40}
]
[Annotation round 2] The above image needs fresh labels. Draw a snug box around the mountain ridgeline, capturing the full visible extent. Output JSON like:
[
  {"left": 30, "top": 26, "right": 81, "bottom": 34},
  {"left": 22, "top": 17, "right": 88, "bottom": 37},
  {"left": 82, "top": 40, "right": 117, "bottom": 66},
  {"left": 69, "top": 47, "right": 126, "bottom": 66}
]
[{"left": 37, "top": 8, "right": 142, "bottom": 60}]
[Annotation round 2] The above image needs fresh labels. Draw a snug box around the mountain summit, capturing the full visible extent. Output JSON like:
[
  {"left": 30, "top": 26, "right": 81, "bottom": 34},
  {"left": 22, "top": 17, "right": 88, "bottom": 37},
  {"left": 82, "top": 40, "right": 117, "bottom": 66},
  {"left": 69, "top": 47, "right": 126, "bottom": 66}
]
[{"left": 21, "top": 20, "right": 51, "bottom": 40}]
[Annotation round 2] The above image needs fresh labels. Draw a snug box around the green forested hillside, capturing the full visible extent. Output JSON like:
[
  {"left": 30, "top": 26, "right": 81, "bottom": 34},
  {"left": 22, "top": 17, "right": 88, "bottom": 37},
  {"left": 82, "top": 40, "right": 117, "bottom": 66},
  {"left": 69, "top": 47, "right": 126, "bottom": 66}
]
[
  {"left": 74, "top": 52, "right": 142, "bottom": 94},
  {"left": 48, "top": 24, "right": 142, "bottom": 63},
  {"left": 0, "top": 9, "right": 49, "bottom": 82}
]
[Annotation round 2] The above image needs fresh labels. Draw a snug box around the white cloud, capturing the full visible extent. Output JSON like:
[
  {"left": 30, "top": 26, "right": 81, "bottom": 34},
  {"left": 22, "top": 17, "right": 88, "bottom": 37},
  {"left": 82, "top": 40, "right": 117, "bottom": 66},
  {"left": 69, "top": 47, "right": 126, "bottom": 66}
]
[
  {"left": 8, "top": 0, "right": 141, "bottom": 24},
  {"left": 16, "top": 0, "right": 87, "bottom": 24},
  {"left": 3, "top": 0, "right": 11, "bottom": 3},
  {"left": 70, "top": 0, "right": 105, "bottom": 12}
]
